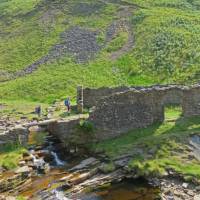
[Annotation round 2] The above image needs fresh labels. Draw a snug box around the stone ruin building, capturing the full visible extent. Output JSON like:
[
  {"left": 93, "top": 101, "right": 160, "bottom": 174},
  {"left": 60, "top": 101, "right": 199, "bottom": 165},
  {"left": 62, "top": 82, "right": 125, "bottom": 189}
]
[{"left": 77, "top": 85, "right": 200, "bottom": 140}]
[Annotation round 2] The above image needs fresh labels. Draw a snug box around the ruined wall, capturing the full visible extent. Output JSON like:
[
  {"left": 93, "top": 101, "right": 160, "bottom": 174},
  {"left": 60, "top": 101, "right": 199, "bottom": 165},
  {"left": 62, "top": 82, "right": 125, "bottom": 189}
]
[
  {"left": 77, "top": 86, "right": 131, "bottom": 108},
  {"left": 0, "top": 125, "right": 29, "bottom": 147},
  {"left": 78, "top": 85, "right": 184, "bottom": 108},
  {"left": 89, "top": 88, "right": 165, "bottom": 140},
  {"left": 88, "top": 84, "right": 200, "bottom": 140},
  {"left": 160, "top": 85, "right": 183, "bottom": 105},
  {"left": 182, "top": 86, "right": 200, "bottom": 117}
]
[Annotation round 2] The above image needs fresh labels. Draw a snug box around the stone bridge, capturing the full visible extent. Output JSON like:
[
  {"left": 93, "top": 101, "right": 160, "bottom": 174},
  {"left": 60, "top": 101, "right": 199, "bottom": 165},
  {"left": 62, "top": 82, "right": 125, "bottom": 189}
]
[{"left": 0, "top": 116, "right": 87, "bottom": 148}]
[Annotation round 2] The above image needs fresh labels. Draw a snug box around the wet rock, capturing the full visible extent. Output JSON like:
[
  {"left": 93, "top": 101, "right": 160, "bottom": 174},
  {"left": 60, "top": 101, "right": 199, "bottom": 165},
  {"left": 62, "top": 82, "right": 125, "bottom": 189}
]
[
  {"left": 99, "top": 162, "right": 116, "bottom": 174},
  {"left": 114, "top": 157, "right": 130, "bottom": 168},
  {"left": 43, "top": 153, "right": 55, "bottom": 163},
  {"left": 18, "top": 160, "right": 26, "bottom": 167},
  {"left": 23, "top": 156, "right": 33, "bottom": 162},
  {"left": 69, "top": 169, "right": 98, "bottom": 185},
  {"left": 15, "top": 166, "right": 31, "bottom": 174},
  {"left": 0, "top": 173, "right": 29, "bottom": 193},
  {"left": 37, "top": 163, "right": 50, "bottom": 174},
  {"left": 159, "top": 177, "right": 197, "bottom": 200},
  {"left": 35, "top": 146, "right": 44, "bottom": 151},
  {"left": 23, "top": 152, "right": 30, "bottom": 157},
  {"left": 70, "top": 157, "right": 99, "bottom": 171},
  {"left": 148, "top": 178, "right": 160, "bottom": 187},
  {"left": 182, "top": 182, "right": 188, "bottom": 189}
]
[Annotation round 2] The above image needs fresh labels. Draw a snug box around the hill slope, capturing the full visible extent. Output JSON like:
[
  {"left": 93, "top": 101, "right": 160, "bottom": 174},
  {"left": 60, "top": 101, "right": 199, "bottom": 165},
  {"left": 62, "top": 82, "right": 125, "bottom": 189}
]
[{"left": 1, "top": 0, "right": 200, "bottom": 103}]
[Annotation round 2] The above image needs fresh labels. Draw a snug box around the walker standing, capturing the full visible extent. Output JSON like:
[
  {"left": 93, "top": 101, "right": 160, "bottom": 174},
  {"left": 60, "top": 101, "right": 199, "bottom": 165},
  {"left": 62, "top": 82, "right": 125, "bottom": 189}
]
[{"left": 64, "top": 97, "right": 71, "bottom": 115}]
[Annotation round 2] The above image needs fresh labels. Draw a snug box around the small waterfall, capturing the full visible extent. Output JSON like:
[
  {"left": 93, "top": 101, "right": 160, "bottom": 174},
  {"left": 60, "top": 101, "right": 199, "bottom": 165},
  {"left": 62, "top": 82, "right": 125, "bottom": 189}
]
[
  {"left": 51, "top": 151, "right": 65, "bottom": 166},
  {"left": 43, "top": 136, "right": 66, "bottom": 166}
]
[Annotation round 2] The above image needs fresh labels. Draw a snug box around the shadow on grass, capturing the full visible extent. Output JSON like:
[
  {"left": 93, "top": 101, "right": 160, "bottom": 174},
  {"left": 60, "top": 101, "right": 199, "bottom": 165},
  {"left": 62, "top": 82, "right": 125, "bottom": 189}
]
[{"left": 162, "top": 116, "right": 200, "bottom": 136}]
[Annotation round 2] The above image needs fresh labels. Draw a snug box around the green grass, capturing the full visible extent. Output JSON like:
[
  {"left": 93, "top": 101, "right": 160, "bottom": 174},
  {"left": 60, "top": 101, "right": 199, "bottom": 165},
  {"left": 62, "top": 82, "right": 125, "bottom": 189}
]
[
  {"left": 132, "top": 7, "right": 200, "bottom": 83},
  {"left": 1, "top": 0, "right": 200, "bottom": 104},
  {"left": 0, "top": 53, "right": 156, "bottom": 103},
  {"left": 0, "top": 130, "right": 48, "bottom": 170},
  {"left": 0, "top": 144, "right": 27, "bottom": 170},
  {"left": 106, "top": 31, "right": 129, "bottom": 53},
  {"left": 1, "top": 100, "right": 49, "bottom": 120},
  {"left": 125, "top": 0, "right": 195, "bottom": 8},
  {"left": 94, "top": 106, "right": 200, "bottom": 179},
  {"left": 165, "top": 106, "right": 182, "bottom": 120},
  {"left": 17, "top": 197, "right": 27, "bottom": 200}
]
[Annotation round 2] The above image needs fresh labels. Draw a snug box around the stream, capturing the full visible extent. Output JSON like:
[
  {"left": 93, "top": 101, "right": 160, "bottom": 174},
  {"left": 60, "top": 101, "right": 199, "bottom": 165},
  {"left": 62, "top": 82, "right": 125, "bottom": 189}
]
[{"left": 1, "top": 130, "right": 161, "bottom": 199}]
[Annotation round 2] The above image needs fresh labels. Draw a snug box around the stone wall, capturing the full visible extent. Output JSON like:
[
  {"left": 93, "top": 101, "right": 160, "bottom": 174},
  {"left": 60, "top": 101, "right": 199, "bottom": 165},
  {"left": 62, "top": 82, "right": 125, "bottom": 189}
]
[
  {"left": 78, "top": 85, "right": 184, "bottom": 108},
  {"left": 89, "top": 88, "right": 165, "bottom": 140},
  {"left": 0, "top": 125, "right": 29, "bottom": 147},
  {"left": 48, "top": 119, "right": 79, "bottom": 141},
  {"left": 160, "top": 85, "right": 183, "bottom": 105},
  {"left": 182, "top": 86, "right": 200, "bottom": 117},
  {"left": 88, "top": 85, "right": 200, "bottom": 140},
  {"left": 47, "top": 116, "right": 87, "bottom": 145},
  {"left": 78, "top": 86, "right": 131, "bottom": 108}
]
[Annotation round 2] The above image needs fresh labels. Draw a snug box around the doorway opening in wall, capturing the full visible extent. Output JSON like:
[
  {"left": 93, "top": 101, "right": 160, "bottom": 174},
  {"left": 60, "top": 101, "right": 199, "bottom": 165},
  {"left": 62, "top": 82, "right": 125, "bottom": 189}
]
[{"left": 164, "top": 105, "right": 183, "bottom": 122}]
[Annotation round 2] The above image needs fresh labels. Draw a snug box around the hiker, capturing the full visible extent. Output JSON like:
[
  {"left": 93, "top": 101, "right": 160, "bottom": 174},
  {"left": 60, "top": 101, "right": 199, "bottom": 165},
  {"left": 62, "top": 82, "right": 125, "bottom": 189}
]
[
  {"left": 64, "top": 97, "right": 71, "bottom": 114},
  {"left": 35, "top": 105, "right": 41, "bottom": 117}
]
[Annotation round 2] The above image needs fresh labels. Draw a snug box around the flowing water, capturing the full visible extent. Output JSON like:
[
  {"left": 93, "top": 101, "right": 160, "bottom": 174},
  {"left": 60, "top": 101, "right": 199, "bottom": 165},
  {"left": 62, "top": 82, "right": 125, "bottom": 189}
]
[
  {"left": 80, "top": 180, "right": 160, "bottom": 200},
  {"left": 51, "top": 151, "right": 65, "bottom": 166},
  {"left": 15, "top": 131, "right": 161, "bottom": 199},
  {"left": 35, "top": 179, "right": 160, "bottom": 200}
]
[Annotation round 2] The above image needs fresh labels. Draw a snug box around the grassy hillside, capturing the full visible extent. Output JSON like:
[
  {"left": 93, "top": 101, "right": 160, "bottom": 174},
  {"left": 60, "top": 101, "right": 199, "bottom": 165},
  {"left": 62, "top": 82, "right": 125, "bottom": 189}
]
[{"left": 1, "top": 0, "right": 200, "bottom": 103}]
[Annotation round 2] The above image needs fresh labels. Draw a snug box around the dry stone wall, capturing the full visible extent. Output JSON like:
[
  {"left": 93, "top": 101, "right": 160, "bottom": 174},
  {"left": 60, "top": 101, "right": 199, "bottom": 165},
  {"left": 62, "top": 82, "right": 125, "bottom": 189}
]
[
  {"left": 47, "top": 118, "right": 81, "bottom": 142},
  {"left": 77, "top": 86, "right": 131, "bottom": 108},
  {"left": 89, "top": 88, "right": 165, "bottom": 140},
  {"left": 0, "top": 125, "right": 29, "bottom": 147},
  {"left": 78, "top": 85, "right": 184, "bottom": 109},
  {"left": 87, "top": 85, "right": 200, "bottom": 140},
  {"left": 182, "top": 86, "right": 200, "bottom": 117}
]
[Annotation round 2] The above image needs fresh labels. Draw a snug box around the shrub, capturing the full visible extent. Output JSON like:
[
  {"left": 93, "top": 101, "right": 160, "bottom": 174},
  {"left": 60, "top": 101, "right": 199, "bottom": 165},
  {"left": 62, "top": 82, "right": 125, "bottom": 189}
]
[{"left": 78, "top": 120, "right": 95, "bottom": 134}]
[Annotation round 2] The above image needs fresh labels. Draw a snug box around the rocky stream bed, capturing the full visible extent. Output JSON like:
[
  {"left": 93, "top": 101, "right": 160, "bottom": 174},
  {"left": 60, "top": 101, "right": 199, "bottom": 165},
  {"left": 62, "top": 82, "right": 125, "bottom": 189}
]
[
  {"left": 0, "top": 124, "right": 200, "bottom": 200},
  {"left": 0, "top": 131, "right": 159, "bottom": 200}
]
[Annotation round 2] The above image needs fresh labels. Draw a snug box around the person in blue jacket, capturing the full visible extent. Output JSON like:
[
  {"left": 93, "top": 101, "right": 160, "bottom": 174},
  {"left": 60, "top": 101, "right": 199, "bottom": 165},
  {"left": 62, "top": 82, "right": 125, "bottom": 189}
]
[{"left": 64, "top": 97, "right": 71, "bottom": 113}]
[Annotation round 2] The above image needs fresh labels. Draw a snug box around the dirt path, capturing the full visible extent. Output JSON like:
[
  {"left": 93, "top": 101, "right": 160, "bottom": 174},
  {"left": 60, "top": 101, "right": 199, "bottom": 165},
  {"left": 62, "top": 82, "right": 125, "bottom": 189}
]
[{"left": 109, "top": 6, "right": 135, "bottom": 60}]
